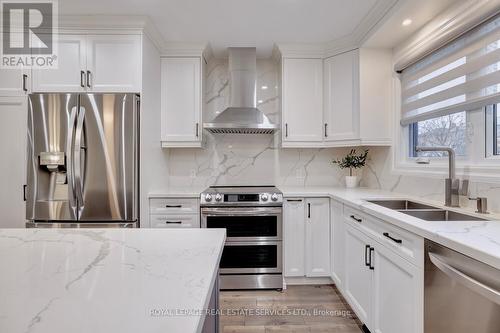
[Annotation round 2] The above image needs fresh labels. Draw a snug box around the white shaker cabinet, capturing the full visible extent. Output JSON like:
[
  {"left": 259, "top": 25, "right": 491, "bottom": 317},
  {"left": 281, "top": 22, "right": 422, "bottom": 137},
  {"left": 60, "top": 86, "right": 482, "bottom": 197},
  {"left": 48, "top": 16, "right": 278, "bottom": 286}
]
[
  {"left": 32, "top": 34, "right": 87, "bottom": 92},
  {"left": 32, "top": 34, "right": 141, "bottom": 93},
  {"left": 330, "top": 199, "right": 345, "bottom": 289},
  {"left": 344, "top": 222, "right": 373, "bottom": 326},
  {"left": 160, "top": 57, "right": 203, "bottom": 148},
  {"left": 323, "top": 48, "right": 392, "bottom": 146},
  {"left": 283, "top": 197, "right": 330, "bottom": 278},
  {"left": 281, "top": 58, "right": 323, "bottom": 146},
  {"left": 0, "top": 68, "right": 30, "bottom": 96},
  {"left": 86, "top": 35, "right": 142, "bottom": 92},
  {"left": 305, "top": 198, "right": 330, "bottom": 277},
  {"left": 283, "top": 198, "right": 306, "bottom": 277},
  {"left": 372, "top": 243, "right": 423, "bottom": 333}
]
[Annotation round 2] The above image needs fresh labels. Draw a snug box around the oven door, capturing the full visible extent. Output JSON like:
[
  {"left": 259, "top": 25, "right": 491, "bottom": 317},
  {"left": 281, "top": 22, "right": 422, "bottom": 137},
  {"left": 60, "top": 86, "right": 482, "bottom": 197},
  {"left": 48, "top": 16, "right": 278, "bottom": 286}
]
[
  {"left": 201, "top": 207, "right": 282, "bottom": 241},
  {"left": 219, "top": 241, "right": 282, "bottom": 274}
]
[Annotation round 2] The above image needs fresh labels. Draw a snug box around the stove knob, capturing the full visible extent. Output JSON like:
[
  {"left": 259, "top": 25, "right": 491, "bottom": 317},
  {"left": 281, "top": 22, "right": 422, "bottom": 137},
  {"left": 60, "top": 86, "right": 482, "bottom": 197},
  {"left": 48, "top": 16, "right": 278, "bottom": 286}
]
[
  {"left": 261, "top": 193, "right": 269, "bottom": 202},
  {"left": 215, "top": 193, "right": 223, "bottom": 202},
  {"left": 205, "top": 194, "right": 212, "bottom": 202},
  {"left": 271, "top": 193, "right": 279, "bottom": 201}
]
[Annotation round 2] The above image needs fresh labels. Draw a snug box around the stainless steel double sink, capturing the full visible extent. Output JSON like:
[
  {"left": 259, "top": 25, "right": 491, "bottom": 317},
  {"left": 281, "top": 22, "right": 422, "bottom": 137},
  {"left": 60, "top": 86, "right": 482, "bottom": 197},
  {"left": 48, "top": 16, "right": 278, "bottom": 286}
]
[{"left": 367, "top": 200, "right": 488, "bottom": 221}]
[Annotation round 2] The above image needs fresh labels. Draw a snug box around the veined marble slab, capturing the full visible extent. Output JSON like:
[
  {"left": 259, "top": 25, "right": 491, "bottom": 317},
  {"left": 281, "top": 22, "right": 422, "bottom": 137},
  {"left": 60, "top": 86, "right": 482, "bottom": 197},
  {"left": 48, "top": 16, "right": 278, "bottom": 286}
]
[
  {"left": 0, "top": 229, "right": 225, "bottom": 333},
  {"left": 280, "top": 186, "right": 500, "bottom": 270}
]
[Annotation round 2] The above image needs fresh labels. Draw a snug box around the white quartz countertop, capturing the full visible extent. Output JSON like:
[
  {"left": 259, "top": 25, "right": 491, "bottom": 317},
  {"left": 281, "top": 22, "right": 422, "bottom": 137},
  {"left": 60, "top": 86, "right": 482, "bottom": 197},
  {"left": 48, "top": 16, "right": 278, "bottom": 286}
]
[
  {"left": 0, "top": 228, "right": 225, "bottom": 333},
  {"left": 280, "top": 186, "right": 500, "bottom": 270},
  {"left": 149, "top": 187, "right": 205, "bottom": 198}
]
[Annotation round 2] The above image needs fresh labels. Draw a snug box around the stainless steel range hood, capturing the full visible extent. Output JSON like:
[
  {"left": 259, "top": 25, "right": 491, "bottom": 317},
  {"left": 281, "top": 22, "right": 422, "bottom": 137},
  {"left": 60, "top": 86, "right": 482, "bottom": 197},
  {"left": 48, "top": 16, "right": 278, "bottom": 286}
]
[{"left": 204, "top": 47, "right": 278, "bottom": 134}]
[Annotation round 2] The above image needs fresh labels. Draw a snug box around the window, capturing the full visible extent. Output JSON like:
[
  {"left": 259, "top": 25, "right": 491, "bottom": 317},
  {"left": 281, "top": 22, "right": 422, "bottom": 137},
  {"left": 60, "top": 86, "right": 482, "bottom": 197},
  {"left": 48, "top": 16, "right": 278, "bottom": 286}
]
[{"left": 410, "top": 112, "right": 467, "bottom": 157}]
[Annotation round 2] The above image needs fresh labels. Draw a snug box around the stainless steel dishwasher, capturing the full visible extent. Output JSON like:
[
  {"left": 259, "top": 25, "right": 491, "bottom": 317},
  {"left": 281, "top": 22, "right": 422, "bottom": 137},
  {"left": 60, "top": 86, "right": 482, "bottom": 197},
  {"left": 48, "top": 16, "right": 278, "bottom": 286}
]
[{"left": 425, "top": 240, "right": 500, "bottom": 333}]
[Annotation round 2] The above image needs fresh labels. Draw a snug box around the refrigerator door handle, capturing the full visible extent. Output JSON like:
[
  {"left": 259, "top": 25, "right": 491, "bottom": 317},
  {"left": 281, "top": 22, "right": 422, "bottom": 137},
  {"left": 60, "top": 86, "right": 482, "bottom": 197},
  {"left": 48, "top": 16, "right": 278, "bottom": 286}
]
[
  {"left": 74, "top": 106, "right": 86, "bottom": 214},
  {"left": 67, "top": 106, "right": 79, "bottom": 214}
]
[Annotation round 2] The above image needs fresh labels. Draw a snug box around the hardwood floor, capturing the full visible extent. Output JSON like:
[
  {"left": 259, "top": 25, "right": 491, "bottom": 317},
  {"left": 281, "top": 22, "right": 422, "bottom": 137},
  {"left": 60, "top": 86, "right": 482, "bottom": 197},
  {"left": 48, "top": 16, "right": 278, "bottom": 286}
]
[{"left": 219, "top": 285, "right": 363, "bottom": 333}]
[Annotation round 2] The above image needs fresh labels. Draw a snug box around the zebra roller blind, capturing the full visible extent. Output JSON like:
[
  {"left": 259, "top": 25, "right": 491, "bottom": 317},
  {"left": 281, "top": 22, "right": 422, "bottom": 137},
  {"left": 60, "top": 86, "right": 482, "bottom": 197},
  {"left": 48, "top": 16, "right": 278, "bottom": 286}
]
[{"left": 400, "top": 14, "right": 500, "bottom": 126}]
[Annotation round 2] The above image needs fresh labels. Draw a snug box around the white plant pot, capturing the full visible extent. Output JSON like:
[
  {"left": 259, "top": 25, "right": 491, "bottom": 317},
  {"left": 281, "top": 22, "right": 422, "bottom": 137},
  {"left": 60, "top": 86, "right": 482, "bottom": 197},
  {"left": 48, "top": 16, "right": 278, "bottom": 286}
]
[{"left": 345, "top": 176, "right": 358, "bottom": 188}]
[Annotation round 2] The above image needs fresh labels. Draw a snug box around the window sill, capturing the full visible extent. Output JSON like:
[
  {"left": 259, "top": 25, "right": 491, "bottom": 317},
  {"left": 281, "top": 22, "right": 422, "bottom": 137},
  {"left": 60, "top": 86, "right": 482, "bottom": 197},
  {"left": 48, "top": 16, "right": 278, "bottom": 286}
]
[{"left": 392, "top": 162, "right": 500, "bottom": 183}]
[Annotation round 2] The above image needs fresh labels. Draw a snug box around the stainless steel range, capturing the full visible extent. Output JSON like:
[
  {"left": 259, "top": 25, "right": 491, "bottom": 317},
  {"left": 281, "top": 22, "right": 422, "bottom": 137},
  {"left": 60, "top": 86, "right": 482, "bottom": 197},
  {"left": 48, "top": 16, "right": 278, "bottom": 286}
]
[{"left": 201, "top": 186, "right": 283, "bottom": 290}]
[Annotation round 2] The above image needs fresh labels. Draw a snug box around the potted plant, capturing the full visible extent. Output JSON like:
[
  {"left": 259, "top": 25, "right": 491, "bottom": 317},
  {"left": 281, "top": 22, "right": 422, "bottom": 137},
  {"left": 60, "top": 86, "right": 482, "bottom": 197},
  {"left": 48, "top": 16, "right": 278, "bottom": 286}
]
[{"left": 332, "top": 149, "right": 369, "bottom": 188}]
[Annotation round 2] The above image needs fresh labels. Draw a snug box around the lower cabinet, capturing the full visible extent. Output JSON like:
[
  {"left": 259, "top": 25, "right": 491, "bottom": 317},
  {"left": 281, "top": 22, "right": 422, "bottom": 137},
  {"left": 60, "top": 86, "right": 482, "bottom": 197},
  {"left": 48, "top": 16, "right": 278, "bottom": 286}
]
[
  {"left": 284, "top": 197, "right": 330, "bottom": 278},
  {"left": 330, "top": 200, "right": 344, "bottom": 289},
  {"left": 343, "top": 219, "right": 423, "bottom": 333},
  {"left": 148, "top": 197, "right": 200, "bottom": 228}
]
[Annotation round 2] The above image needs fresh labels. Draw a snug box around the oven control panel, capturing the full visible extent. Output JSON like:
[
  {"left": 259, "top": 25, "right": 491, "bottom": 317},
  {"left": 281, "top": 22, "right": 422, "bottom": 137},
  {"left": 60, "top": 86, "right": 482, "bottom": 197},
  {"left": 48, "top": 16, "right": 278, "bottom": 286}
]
[{"left": 200, "top": 191, "right": 283, "bottom": 205}]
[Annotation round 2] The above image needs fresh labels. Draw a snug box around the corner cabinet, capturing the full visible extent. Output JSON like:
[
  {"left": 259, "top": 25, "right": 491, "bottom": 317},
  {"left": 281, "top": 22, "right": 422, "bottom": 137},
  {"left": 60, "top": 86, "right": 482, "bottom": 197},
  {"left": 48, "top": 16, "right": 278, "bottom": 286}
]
[
  {"left": 277, "top": 46, "right": 393, "bottom": 148},
  {"left": 160, "top": 57, "right": 203, "bottom": 148},
  {"left": 281, "top": 58, "right": 324, "bottom": 146},
  {"left": 283, "top": 197, "right": 330, "bottom": 278}
]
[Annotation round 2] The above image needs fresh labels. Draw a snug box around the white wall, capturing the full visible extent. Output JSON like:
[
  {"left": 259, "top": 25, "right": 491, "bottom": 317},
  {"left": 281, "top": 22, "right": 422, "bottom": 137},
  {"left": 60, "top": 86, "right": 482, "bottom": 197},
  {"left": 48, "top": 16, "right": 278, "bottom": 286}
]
[{"left": 140, "top": 35, "right": 169, "bottom": 225}]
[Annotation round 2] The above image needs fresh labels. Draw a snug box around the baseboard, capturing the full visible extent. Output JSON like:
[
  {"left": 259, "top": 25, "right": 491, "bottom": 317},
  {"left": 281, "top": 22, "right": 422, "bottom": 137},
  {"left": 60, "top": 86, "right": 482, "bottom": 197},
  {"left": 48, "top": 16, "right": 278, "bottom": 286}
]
[{"left": 284, "top": 276, "right": 333, "bottom": 287}]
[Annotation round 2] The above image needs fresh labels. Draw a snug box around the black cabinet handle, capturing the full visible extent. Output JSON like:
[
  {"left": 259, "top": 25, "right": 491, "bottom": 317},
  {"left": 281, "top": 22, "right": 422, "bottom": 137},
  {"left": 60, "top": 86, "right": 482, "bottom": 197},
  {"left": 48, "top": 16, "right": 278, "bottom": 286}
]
[
  {"left": 308, "top": 203, "right": 311, "bottom": 218},
  {"left": 286, "top": 199, "right": 303, "bottom": 202},
  {"left": 22, "top": 74, "right": 28, "bottom": 92},
  {"left": 383, "top": 232, "right": 402, "bottom": 244},
  {"left": 369, "top": 247, "right": 375, "bottom": 270},
  {"left": 80, "top": 70, "right": 85, "bottom": 87},
  {"left": 23, "top": 185, "right": 27, "bottom": 201},
  {"left": 324, "top": 123, "right": 328, "bottom": 137},
  {"left": 196, "top": 123, "right": 199, "bottom": 137},
  {"left": 86, "top": 70, "right": 92, "bottom": 88},
  {"left": 350, "top": 215, "right": 362, "bottom": 223},
  {"left": 285, "top": 123, "right": 288, "bottom": 137},
  {"left": 166, "top": 205, "right": 182, "bottom": 208},
  {"left": 165, "top": 221, "right": 182, "bottom": 224},
  {"left": 365, "top": 245, "right": 370, "bottom": 267}
]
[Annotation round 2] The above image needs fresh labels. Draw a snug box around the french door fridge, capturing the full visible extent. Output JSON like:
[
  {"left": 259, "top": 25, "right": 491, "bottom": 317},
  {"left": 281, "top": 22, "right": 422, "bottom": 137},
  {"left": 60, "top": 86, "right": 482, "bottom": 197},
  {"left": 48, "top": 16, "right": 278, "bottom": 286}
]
[{"left": 25, "top": 93, "right": 139, "bottom": 228}]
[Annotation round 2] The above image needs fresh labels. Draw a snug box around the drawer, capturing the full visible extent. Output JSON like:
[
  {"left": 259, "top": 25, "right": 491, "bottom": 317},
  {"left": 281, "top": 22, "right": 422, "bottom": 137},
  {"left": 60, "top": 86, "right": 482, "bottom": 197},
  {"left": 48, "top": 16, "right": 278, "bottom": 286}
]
[
  {"left": 149, "top": 198, "right": 199, "bottom": 215},
  {"left": 343, "top": 205, "right": 424, "bottom": 267},
  {"left": 150, "top": 214, "right": 200, "bottom": 228}
]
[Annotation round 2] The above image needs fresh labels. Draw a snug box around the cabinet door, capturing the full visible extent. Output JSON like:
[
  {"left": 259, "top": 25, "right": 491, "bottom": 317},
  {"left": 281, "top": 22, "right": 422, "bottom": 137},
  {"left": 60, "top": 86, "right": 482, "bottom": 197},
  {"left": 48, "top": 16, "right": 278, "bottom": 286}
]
[
  {"left": 305, "top": 198, "right": 330, "bottom": 277},
  {"left": 86, "top": 35, "right": 142, "bottom": 92},
  {"left": 0, "top": 68, "right": 30, "bottom": 96},
  {"left": 330, "top": 200, "right": 344, "bottom": 289},
  {"left": 32, "top": 34, "right": 86, "bottom": 92},
  {"left": 344, "top": 223, "right": 372, "bottom": 326},
  {"left": 372, "top": 243, "right": 423, "bottom": 333},
  {"left": 283, "top": 198, "right": 305, "bottom": 277},
  {"left": 323, "top": 50, "right": 359, "bottom": 142},
  {"left": 0, "top": 97, "right": 27, "bottom": 227},
  {"left": 282, "top": 58, "right": 323, "bottom": 144},
  {"left": 160, "top": 57, "right": 202, "bottom": 145}
]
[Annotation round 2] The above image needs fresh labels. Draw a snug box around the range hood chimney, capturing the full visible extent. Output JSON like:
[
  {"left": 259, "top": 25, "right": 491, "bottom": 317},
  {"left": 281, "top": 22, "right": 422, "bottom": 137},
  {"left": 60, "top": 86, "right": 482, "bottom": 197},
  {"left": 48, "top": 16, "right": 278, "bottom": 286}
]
[{"left": 204, "top": 47, "right": 278, "bottom": 134}]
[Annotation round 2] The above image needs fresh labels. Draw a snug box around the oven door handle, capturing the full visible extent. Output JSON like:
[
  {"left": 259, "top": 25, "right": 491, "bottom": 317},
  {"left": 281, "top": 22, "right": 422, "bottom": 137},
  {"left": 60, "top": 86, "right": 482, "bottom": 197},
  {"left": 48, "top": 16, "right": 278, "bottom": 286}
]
[{"left": 201, "top": 207, "right": 282, "bottom": 215}]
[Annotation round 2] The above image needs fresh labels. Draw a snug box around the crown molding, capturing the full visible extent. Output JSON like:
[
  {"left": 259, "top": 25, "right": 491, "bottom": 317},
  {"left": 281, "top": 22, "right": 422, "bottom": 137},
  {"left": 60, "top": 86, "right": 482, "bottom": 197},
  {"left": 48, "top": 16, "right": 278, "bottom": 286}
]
[
  {"left": 394, "top": 0, "right": 500, "bottom": 71},
  {"left": 275, "top": 0, "right": 399, "bottom": 60},
  {"left": 160, "top": 41, "right": 209, "bottom": 57},
  {"left": 57, "top": 15, "right": 166, "bottom": 51}
]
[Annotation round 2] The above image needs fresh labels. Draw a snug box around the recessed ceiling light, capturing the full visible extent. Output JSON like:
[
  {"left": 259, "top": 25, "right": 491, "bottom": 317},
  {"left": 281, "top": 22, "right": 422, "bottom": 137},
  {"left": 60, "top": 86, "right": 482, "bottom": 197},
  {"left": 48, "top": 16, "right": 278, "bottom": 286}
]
[
  {"left": 258, "top": 100, "right": 263, "bottom": 104},
  {"left": 402, "top": 19, "right": 413, "bottom": 27},
  {"left": 261, "top": 85, "right": 268, "bottom": 90}
]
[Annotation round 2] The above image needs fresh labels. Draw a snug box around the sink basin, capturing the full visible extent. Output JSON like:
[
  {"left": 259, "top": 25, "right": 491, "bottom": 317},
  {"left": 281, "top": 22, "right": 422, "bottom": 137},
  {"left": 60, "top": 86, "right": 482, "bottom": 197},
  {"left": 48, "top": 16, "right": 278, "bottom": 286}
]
[
  {"left": 399, "top": 209, "right": 488, "bottom": 221},
  {"left": 368, "top": 200, "right": 437, "bottom": 210}
]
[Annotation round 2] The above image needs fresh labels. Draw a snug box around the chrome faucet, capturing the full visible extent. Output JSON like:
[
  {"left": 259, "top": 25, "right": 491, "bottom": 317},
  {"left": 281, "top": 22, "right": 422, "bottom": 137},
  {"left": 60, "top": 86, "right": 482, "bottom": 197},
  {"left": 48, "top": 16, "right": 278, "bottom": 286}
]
[{"left": 415, "top": 146, "right": 468, "bottom": 207}]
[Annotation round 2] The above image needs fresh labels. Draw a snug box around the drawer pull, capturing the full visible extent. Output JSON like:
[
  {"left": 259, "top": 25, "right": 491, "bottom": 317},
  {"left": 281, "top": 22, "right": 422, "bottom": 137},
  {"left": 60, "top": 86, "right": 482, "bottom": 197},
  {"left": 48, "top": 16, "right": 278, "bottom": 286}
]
[
  {"left": 286, "top": 199, "right": 303, "bottom": 202},
  {"left": 369, "top": 247, "right": 375, "bottom": 270},
  {"left": 165, "top": 221, "right": 182, "bottom": 224},
  {"left": 350, "top": 215, "right": 362, "bottom": 223},
  {"left": 166, "top": 205, "right": 182, "bottom": 208},
  {"left": 365, "top": 245, "right": 370, "bottom": 267},
  {"left": 383, "top": 232, "right": 402, "bottom": 244}
]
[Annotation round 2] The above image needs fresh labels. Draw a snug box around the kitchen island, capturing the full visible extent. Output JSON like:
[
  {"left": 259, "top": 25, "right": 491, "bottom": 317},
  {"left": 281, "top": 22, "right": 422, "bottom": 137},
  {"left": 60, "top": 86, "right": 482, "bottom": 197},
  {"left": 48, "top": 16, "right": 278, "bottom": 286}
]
[{"left": 0, "top": 228, "right": 225, "bottom": 333}]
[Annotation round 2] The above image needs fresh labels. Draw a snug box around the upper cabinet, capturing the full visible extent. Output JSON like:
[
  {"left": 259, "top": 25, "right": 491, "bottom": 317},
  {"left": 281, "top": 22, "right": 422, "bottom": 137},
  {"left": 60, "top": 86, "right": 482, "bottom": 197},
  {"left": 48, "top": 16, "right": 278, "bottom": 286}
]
[
  {"left": 277, "top": 47, "right": 392, "bottom": 148},
  {"left": 0, "top": 67, "right": 30, "bottom": 96},
  {"left": 281, "top": 58, "right": 323, "bottom": 146},
  {"left": 160, "top": 56, "right": 203, "bottom": 148},
  {"left": 32, "top": 34, "right": 141, "bottom": 93}
]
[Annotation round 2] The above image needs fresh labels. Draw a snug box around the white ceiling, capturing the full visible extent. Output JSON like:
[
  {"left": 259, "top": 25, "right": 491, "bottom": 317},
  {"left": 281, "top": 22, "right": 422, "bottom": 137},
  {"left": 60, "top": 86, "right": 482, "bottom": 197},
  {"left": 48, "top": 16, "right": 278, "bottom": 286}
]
[
  {"left": 364, "top": 0, "right": 462, "bottom": 48},
  {"left": 59, "top": 0, "right": 385, "bottom": 58}
]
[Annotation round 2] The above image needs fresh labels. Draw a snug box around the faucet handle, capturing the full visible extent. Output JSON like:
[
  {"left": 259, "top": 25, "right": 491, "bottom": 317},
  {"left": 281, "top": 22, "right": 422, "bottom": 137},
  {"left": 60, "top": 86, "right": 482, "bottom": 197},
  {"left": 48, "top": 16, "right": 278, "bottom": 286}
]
[
  {"left": 468, "top": 197, "right": 489, "bottom": 214},
  {"left": 459, "top": 179, "right": 469, "bottom": 196}
]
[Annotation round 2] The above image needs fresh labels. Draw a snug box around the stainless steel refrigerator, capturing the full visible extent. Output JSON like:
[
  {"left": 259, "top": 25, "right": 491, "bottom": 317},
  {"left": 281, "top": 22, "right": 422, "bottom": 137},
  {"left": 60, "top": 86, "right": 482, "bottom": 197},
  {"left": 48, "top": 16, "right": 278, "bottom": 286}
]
[{"left": 25, "top": 93, "right": 139, "bottom": 228}]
